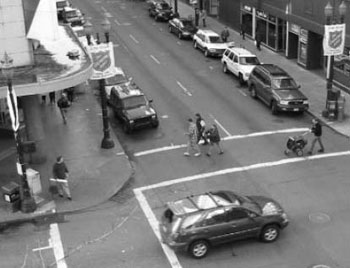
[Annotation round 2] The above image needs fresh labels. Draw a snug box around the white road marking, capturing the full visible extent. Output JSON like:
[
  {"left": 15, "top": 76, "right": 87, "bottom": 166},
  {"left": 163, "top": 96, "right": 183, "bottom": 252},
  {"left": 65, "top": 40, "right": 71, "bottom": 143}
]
[
  {"left": 239, "top": 89, "right": 247, "bottom": 96},
  {"left": 114, "top": 19, "right": 121, "bottom": 26},
  {"left": 176, "top": 41, "right": 181, "bottom": 45},
  {"left": 209, "top": 66, "right": 214, "bottom": 70},
  {"left": 134, "top": 189, "right": 183, "bottom": 268},
  {"left": 176, "top": 81, "right": 192, "bottom": 96},
  {"left": 129, "top": 34, "right": 139, "bottom": 44},
  {"left": 150, "top": 55, "right": 161, "bottom": 64},
  {"left": 105, "top": 12, "right": 113, "bottom": 18},
  {"left": 101, "top": 6, "right": 107, "bottom": 13},
  {"left": 50, "top": 223, "right": 67, "bottom": 268},
  {"left": 209, "top": 114, "right": 231, "bottom": 136},
  {"left": 134, "top": 128, "right": 309, "bottom": 157}
]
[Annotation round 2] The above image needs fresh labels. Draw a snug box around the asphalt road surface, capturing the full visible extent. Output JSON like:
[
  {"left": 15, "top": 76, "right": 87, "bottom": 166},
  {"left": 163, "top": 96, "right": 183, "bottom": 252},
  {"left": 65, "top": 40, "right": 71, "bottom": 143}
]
[{"left": 1, "top": 0, "right": 350, "bottom": 268}]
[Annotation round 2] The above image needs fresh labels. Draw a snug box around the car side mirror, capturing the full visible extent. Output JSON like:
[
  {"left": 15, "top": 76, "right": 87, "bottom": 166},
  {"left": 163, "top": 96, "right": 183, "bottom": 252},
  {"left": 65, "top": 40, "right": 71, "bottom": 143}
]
[
  {"left": 297, "top": 85, "right": 301, "bottom": 89},
  {"left": 149, "top": 99, "right": 153, "bottom": 103}
]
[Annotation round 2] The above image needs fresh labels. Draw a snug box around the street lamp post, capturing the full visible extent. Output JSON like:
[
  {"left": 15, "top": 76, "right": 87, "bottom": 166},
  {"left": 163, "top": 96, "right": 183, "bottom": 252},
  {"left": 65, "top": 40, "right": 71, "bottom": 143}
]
[
  {"left": 323, "top": 1, "right": 347, "bottom": 118},
  {"left": 1, "top": 52, "right": 36, "bottom": 213},
  {"left": 84, "top": 19, "right": 115, "bottom": 149}
]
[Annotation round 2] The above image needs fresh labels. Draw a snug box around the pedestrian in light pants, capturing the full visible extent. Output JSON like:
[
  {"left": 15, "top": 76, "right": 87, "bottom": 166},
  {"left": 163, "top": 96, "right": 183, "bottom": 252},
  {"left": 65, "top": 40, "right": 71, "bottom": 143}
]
[{"left": 52, "top": 156, "right": 72, "bottom": 200}]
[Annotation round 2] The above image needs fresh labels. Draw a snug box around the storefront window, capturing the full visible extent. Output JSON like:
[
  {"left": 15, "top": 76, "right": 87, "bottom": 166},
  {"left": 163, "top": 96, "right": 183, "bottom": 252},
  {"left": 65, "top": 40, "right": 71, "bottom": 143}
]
[
  {"left": 241, "top": 5, "right": 253, "bottom": 37},
  {"left": 256, "top": 18, "right": 267, "bottom": 43},
  {"left": 268, "top": 22, "right": 276, "bottom": 48},
  {"left": 299, "top": 42, "right": 307, "bottom": 66}
]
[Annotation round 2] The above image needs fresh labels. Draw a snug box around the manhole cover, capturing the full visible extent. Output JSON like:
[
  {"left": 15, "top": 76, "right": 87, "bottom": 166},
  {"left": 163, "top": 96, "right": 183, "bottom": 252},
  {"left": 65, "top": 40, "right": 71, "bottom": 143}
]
[
  {"left": 311, "top": 265, "right": 331, "bottom": 268},
  {"left": 309, "top": 212, "right": 331, "bottom": 223}
]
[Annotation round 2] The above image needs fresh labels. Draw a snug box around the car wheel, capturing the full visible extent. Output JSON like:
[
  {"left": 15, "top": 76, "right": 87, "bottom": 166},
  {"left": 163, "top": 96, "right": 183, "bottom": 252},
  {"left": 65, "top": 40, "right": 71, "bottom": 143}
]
[
  {"left": 204, "top": 49, "right": 209, "bottom": 57},
  {"left": 296, "top": 148, "right": 303, "bottom": 157},
  {"left": 238, "top": 73, "right": 244, "bottom": 86},
  {"left": 168, "top": 26, "right": 172, "bottom": 33},
  {"left": 249, "top": 85, "right": 257, "bottom": 99},
  {"left": 271, "top": 101, "right": 279, "bottom": 115},
  {"left": 123, "top": 123, "right": 131, "bottom": 134},
  {"left": 193, "top": 41, "right": 198, "bottom": 49},
  {"left": 178, "top": 32, "right": 182, "bottom": 39},
  {"left": 260, "top": 224, "right": 280, "bottom": 243},
  {"left": 189, "top": 240, "right": 209, "bottom": 259},
  {"left": 152, "top": 120, "right": 159, "bottom": 128},
  {"left": 223, "top": 63, "right": 228, "bottom": 73}
]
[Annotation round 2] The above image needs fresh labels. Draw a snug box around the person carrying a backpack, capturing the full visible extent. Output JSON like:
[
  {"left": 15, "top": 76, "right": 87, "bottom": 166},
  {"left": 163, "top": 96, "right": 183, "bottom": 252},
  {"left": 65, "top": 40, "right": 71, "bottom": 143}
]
[
  {"left": 195, "top": 113, "right": 208, "bottom": 145},
  {"left": 57, "top": 93, "right": 70, "bottom": 124},
  {"left": 206, "top": 124, "right": 224, "bottom": 156}
]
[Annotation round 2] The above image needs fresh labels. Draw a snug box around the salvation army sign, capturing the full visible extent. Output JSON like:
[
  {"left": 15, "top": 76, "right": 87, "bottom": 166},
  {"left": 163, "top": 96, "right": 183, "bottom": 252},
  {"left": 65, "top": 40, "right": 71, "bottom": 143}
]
[
  {"left": 87, "top": 42, "right": 117, "bottom": 80},
  {"left": 323, "top": 24, "right": 346, "bottom": 56}
]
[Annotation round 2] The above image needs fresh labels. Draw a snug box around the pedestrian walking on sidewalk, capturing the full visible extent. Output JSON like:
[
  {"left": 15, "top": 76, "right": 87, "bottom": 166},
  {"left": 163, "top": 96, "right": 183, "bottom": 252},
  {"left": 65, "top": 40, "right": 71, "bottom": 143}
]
[
  {"left": 308, "top": 119, "right": 325, "bottom": 155},
  {"left": 195, "top": 113, "right": 208, "bottom": 145},
  {"left": 57, "top": 93, "right": 70, "bottom": 124},
  {"left": 221, "top": 27, "right": 230, "bottom": 42},
  {"left": 65, "top": 87, "right": 75, "bottom": 102},
  {"left": 240, "top": 23, "right": 246, "bottom": 40},
  {"left": 194, "top": 8, "right": 200, "bottom": 27},
  {"left": 49, "top": 91, "right": 56, "bottom": 104},
  {"left": 255, "top": 32, "right": 262, "bottom": 51},
  {"left": 52, "top": 156, "right": 72, "bottom": 200},
  {"left": 206, "top": 124, "right": 224, "bottom": 156},
  {"left": 184, "top": 118, "right": 201, "bottom": 157},
  {"left": 200, "top": 9, "right": 207, "bottom": 27}
]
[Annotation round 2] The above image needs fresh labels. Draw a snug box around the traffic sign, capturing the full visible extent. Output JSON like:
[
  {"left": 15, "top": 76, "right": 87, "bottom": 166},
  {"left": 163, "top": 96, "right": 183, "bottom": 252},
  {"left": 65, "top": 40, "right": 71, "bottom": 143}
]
[{"left": 6, "top": 86, "right": 19, "bottom": 131}]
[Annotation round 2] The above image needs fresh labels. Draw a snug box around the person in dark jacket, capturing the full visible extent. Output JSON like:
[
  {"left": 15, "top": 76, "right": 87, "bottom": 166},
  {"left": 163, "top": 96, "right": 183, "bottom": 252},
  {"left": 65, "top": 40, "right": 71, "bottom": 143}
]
[
  {"left": 195, "top": 113, "right": 208, "bottom": 145},
  {"left": 221, "top": 27, "right": 230, "bottom": 42},
  {"left": 52, "top": 156, "right": 72, "bottom": 200},
  {"left": 308, "top": 119, "right": 325, "bottom": 155},
  {"left": 206, "top": 124, "right": 224, "bottom": 156}
]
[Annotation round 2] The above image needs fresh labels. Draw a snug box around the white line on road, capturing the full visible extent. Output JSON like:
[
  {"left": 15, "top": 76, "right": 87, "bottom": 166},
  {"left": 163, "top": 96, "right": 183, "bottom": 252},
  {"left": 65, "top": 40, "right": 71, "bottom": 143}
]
[
  {"left": 114, "top": 19, "right": 121, "bottom": 26},
  {"left": 129, "top": 34, "right": 139, "bottom": 44},
  {"left": 101, "top": 6, "right": 107, "bottom": 13},
  {"left": 150, "top": 55, "right": 161, "bottom": 64},
  {"left": 176, "top": 81, "right": 192, "bottom": 96},
  {"left": 105, "top": 12, "right": 113, "bottom": 18},
  {"left": 50, "top": 222, "right": 67, "bottom": 268},
  {"left": 209, "top": 114, "right": 231, "bottom": 136},
  {"left": 134, "top": 128, "right": 309, "bottom": 157},
  {"left": 239, "top": 89, "right": 247, "bottom": 96},
  {"left": 134, "top": 189, "right": 183, "bottom": 268},
  {"left": 137, "top": 150, "right": 350, "bottom": 192},
  {"left": 209, "top": 66, "right": 214, "bottom": 70}
]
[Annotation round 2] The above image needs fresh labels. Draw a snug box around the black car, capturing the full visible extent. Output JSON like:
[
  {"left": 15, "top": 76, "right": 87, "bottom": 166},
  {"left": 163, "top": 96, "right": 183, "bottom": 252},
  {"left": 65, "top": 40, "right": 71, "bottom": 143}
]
[
  {"left": 160, "top": 190, "right": 289, "bottom": 259},
  {"left": 109, "top": 82, "right": 159, "bottom": 133},
  {"left": 168, "top": 17, "right": 198, "bottom": 39},
  {"left": 148, "top": 1, "right": 174, "bottom": 21}
]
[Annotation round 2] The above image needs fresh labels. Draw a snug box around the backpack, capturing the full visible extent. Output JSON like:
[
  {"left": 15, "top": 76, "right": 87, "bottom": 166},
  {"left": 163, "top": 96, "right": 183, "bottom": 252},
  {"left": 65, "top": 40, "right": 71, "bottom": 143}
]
[{"left": 57, "top": 97, "right": 69, "bottom": 109}]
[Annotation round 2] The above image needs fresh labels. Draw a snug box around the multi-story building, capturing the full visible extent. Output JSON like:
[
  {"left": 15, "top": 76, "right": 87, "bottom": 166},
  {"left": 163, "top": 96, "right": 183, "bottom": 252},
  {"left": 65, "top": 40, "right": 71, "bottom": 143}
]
[{"left": 216, "top": 0, "right": 350, "bottom": 92}]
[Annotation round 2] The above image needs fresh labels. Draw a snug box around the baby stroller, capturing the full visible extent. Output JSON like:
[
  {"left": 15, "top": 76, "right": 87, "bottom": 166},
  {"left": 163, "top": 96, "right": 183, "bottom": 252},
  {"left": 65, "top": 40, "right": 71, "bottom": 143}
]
[{"left": 284, "top": 132, "right": 308, "bottom": 156}]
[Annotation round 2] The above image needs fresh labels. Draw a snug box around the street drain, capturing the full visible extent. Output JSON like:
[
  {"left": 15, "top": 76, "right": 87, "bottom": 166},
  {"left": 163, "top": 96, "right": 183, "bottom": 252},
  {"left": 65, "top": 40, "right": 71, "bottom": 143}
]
[{"left": 309, "top": 212, "right": 331, "bottom": 223}]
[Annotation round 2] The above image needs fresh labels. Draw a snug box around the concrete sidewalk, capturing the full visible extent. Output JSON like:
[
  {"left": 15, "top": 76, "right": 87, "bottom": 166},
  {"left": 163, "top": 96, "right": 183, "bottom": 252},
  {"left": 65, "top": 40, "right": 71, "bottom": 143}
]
[
  {"left": 176, "top": 1, "right": 350, "bottom": 138},
  {"left": 0, "top": 86, "right": 133, "bottom": 228}
]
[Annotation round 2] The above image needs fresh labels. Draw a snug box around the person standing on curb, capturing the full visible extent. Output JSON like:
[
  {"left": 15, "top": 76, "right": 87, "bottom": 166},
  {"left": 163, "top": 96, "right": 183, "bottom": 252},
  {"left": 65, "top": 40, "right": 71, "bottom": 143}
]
[
  {"left": 240, "top": 23, "right": 246, "bottom": 40},
  {"left": 201, "top": 9, "right": 207, "bottom": 27},
  {"left": 255, "top": 31, "right": 262, "bottom": 51},
  {"left": 184, "top": 118, "right": 201, "bottom": 157},
  {"left": 206, "top": 124, "right": 224, "bottom": 156},
  {"left": 194, "top": 8, "right": 200, "bottom": 27},
  {"left": 52, "top": 156, "right": 72, "bottom": 200},
  {"left": 308, "top": 119, "right": 325, "bottom": 155},
  {"left": 221, "top": 27, "right": 230, "bottom": 42},
  {"left": 57, "top": 93, "right": 70, "bottom": 124},
  {"left": 195, "top": 113, "right": 208, "bottom": 145}
]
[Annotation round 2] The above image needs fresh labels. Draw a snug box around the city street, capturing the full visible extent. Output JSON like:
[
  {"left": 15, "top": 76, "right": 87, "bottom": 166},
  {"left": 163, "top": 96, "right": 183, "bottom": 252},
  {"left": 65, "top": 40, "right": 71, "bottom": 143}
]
[{"left": 1, "top": 0, "right": 350, "bottom": 268}]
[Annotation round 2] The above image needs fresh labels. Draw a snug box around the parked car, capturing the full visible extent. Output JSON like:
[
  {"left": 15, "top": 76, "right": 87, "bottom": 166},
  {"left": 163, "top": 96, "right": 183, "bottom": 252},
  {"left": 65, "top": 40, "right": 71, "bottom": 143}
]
[
  {"left": 193, "top": 29, "right": 234, "bottom": 57},
  {"left": 109, "top": 82, "right": 159, "bottom": 133},
  {"left": 168, "top": 17, "right": 197, "bottom": 39},
  {"left": 105, "top": 67, "right": 129, "bottom": 100},
  {"left": 56, "top": 0, "right": 70, "bottom": 20},
  {"left": 62, "top": 6, "right": 85, "bottom": 26},
  {"left": 148, "top": 1, "right": 174, "bottom": 21},
  {"left": 221, "top": 47, "right": 260, "bottom": 85},
  {"left": 159, "top": 190, "right": 289, "bottom": 259},
  {"left": 248, "top": 64, "right": 309, "bottom": 114}
]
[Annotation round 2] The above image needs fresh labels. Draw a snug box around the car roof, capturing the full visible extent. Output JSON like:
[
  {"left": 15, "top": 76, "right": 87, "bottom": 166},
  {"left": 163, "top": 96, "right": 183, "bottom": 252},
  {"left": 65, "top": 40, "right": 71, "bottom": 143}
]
[
  {"left": 226, "top": 47, "right": 256, "bottom": 57},
  {"left": 64, "top": 6, "right": 76, "bottom": 11},
  {"left": 258, "top": 64, "right": 289, "bottom": 77},
  {"left": 167, "top": 191, "right": 236, "bottom": 216},
  {"left": 197, "top": 29, "right": 219, "bottom": 37},
  {"left": 112, "top": 83, "right": 143, "bottom": 99}
]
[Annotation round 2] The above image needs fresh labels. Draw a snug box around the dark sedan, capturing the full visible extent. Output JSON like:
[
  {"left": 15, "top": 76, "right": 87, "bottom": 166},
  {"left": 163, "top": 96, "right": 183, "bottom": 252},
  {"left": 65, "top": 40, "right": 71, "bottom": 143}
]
[{"left": 168, "top": 17, "right": 198, "bottom": 39}]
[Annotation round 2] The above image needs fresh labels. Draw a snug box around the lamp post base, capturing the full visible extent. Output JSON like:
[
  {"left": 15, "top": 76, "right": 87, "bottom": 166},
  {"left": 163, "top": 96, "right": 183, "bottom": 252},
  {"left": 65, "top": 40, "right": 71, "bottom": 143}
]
[
  {"left": 101, "top": 136, "right": 114, "bottom": 149},
  {"left": 21, "top": 196, "right": 37, "bottom": 213}
]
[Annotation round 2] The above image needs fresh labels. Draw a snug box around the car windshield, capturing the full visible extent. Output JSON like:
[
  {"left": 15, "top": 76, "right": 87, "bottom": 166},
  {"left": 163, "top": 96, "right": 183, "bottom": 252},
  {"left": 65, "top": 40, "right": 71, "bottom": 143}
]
[
  {"left": 105, "top": 74, "right": 127, "bottom": 86},
  {"left": 122, "top": 96, "right": 146, "bottom": 109},
  {"left": 66, "top": 11, "right": 77, "bottom": 18},
  {"left": 273, "top": 78, "right": 297, "bottom": 88},
  {"left": 239, "top": 56, "right": 260, "bottom": 65},
  {"left": 208, "top": 36, "right": 222, "bottom": 43},
  {"left": 158, "top": 3, "right": 170, "bottom": 9},
  {"left": 182, "top": 20, "right": 193, "bottom": 27}
]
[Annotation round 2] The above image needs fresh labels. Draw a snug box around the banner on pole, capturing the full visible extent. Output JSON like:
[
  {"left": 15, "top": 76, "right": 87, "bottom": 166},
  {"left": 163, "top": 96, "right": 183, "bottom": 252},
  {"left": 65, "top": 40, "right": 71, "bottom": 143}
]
[
  {"left": 87, "top": 42, "right": 117, "bottom": 80},
  {"left": 323, "top": 24, "right": 346, "bottom": 56},
  {"left": 6, "top": 87, "right": 19, "bottom": 132}
]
